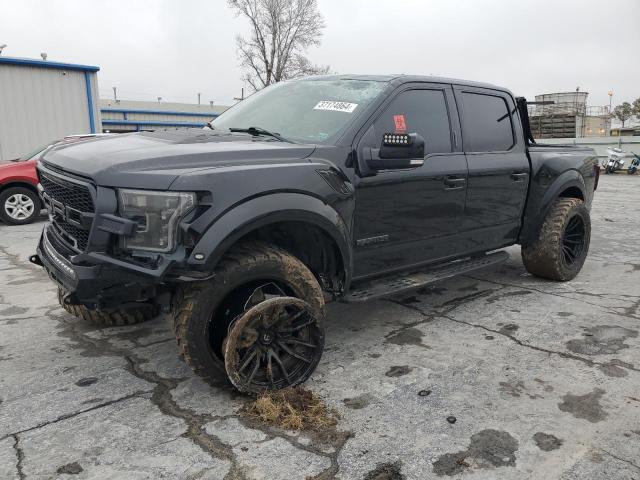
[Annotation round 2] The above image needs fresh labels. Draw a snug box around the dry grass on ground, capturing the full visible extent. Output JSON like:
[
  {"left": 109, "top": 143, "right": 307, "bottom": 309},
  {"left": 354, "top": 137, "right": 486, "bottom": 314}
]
[{"left": 239, "top": 386, "right": 338, "bottom": 432}]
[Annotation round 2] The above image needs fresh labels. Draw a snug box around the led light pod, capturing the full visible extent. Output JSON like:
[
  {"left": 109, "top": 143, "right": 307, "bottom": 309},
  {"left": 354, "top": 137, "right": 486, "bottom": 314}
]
[{"left": 383, "top": 133, "right": 412, "bottom": 146}]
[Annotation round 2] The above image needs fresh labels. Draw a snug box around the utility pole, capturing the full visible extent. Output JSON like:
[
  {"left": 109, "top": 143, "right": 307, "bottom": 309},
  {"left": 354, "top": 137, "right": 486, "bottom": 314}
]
[
  {"left": 608, "top": 91, "right": 614, "bottom": 138},
  {"left": 233, "top": 88, "right": 245, "bottom": 102},
  {"left": 112, "top": 86, "right": 118, "bottom": 103},
  {"left": 197, "top": 93, "right": 201, "bottom": 105}
]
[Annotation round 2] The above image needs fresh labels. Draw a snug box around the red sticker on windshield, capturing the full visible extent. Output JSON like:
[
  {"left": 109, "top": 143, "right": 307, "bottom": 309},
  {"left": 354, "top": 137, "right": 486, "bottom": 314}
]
[{"left": 393, "top": 115, "right": 406, "bottom": 133}]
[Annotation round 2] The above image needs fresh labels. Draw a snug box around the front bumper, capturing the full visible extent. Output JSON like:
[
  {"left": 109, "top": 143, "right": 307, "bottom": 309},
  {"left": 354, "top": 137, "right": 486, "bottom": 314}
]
[
  {"left": 34, "top": 225, "right": 163, "bottom": 309},
  {"left": 34, "top": 163, "right": 212, "bottom": 310}
]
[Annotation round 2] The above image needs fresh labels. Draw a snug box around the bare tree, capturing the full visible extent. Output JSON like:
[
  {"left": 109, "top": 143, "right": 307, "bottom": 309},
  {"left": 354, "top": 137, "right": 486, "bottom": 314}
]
[{"left": 228, "top": 0, "right": 329, "bottom": 90}]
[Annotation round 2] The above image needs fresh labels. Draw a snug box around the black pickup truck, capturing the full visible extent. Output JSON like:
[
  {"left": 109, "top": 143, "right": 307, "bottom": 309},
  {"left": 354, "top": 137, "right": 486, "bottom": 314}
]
[{"left": 32, "top": 75, "right": 599, "bottom": 393}]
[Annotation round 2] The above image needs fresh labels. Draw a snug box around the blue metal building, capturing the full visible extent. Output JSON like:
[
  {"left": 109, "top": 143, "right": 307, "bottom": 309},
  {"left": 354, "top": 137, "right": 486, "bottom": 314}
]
[{"left": 99, "top": 99, "right": 226, "bottom": 132}]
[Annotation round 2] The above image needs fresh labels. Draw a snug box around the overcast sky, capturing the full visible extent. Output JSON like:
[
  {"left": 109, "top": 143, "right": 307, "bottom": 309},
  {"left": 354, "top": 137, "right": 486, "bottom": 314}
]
[{"left": 1, "top": 0, "right": 638, "bottom": 108}]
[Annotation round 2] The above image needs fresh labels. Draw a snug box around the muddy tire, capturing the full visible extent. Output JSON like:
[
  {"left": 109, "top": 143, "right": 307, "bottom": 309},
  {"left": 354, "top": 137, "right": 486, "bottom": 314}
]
[
  {"left": 173, "top": 241, "right": 325, "bottom": 388},
  {"left": 57, "top": 288, "right": 158, "bottom": 326},
  {"left": 521, "top": 198, "right": 591, "bottom": 281}
]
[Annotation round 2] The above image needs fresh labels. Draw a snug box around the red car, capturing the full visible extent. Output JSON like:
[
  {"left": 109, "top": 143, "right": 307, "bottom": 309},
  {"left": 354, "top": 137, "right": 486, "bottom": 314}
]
[{"left": 0, "top": 135, "right": 108, "bottom": 225}]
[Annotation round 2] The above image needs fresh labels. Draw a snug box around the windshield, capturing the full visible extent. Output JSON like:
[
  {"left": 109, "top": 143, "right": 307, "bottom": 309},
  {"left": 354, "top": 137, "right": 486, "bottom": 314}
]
[
  {"left": 210, "top": 79, "right": 386, "bottom": 144},
  {"left": 15, "top": 143, "right": 54, "bottom": 162}
]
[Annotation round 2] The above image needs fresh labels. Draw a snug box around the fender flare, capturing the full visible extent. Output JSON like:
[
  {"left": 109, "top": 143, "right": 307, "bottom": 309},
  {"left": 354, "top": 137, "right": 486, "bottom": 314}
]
[
  {"left": 519, "top": 170, "right": 586, "bottom": 244},
  {"left": 187, "top": 192, "right": 352, "bottom": 283},
  {"left": 0, "top": 179, "right": 39, "bottom": 193}
]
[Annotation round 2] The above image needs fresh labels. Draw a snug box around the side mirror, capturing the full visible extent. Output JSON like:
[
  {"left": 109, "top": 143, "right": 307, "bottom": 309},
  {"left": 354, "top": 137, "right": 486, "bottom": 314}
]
[{"left": 365, "top": 133, "right": 425, "bottom": 170}]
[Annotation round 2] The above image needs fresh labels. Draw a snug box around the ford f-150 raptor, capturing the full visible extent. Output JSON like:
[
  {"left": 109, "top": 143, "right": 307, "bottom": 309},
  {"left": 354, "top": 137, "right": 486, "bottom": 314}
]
[{"left": 32, "top": 75, "right": 599, "bottom": 393}]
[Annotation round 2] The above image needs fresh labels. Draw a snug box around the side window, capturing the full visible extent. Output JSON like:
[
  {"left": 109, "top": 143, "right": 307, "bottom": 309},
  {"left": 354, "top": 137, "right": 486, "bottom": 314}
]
[
  {"left": 372, "top": 89, "right": 452, "bottom": 154},
  {"left": 460, "top": 92, "right": 515, "bottom": 152}
]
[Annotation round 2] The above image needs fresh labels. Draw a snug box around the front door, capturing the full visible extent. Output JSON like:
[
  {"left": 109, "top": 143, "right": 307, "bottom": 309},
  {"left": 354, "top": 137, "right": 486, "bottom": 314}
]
[{"left": 353, "top": 85, "right": 468, "bottom": 280}]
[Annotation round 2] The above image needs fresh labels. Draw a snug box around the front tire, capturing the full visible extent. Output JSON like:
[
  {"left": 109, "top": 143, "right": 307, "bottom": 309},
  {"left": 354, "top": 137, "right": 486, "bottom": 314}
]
[
  {"left": 521, "top": 198, "right": 591, "bottom": 281},
  {"left": 0, "top": 187, "right": 40, "bottom": 225},
  {"left": 173, "top": 241, "right": 325, "bottom": 390},
  {"left": 57, "top": 288, "right": 158, "bottom": 326}
]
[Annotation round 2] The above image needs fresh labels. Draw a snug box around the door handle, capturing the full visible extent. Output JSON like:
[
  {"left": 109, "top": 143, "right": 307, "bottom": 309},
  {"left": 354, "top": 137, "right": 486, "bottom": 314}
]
[
  {"left": 444, "top": 176, "right": 466, "bottom": 191},
  {"left": 510, "top": 172, "right": 528, "bottom": 182}
]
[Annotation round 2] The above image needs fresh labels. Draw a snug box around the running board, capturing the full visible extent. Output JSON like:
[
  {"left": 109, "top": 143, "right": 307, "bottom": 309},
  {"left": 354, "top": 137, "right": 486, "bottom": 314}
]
[{"left": 343, "top": 251, "right": 509, "bottom": 303}]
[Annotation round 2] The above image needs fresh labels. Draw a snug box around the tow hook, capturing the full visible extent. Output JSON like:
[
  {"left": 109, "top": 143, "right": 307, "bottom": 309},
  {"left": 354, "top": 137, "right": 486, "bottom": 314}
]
[{"left": 29, "top": 254, "right": 43, "bottom": 267}]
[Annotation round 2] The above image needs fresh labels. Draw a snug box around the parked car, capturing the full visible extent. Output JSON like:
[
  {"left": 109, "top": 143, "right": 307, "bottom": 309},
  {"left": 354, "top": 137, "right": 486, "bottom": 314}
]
[
  {"left": 32, "top": 75, "right": 599, "bottom": 393},
  {"left": 0, "top": 135, "right": 109, "bottom": 225}
]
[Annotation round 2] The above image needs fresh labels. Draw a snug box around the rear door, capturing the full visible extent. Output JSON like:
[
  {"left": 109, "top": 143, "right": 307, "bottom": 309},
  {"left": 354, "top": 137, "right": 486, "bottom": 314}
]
[
  {"left": 454, "top": 87, "right": 529, "bottom": 249},
  {"left": 352, "top": 84, "right": 468, "bottom": 279}
]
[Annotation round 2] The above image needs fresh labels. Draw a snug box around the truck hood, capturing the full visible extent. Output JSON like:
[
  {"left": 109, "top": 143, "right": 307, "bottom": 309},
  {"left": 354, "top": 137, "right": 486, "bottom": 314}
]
[{"left": 40, "top": 129, "right": 316, "bottom": 189}]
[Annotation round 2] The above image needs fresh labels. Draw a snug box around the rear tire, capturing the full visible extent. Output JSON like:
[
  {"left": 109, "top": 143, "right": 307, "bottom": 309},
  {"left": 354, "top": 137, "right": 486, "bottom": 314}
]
[
  {"left": 57, "top": 288, "right": 158, "bottom": 326},
  {"left": 0, "top": 187, "right": 40, "bottom": 225},
  {"left": 521, "top": 198, "right": 590, "bottom": 281},
  {"left": 173, "top": 241, "right": 325, "bottom": 389}
]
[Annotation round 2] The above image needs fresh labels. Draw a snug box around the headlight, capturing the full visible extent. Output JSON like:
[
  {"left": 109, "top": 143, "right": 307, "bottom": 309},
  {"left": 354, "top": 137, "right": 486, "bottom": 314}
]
[{"left": 118, "top": 189, "right": 196, "bottom": 252}]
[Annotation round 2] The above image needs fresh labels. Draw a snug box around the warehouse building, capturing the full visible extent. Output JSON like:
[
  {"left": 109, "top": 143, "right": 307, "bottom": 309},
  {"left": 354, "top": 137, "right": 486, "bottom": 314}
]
[
  {"left": 100, "top": 99, "right": 228, "bottom": 133},
  {"left": 0, "top": 55, "right": 231, "bottom": 162},
  {"left": 0, "top": 56, "right": 101, "bottom": 162}
]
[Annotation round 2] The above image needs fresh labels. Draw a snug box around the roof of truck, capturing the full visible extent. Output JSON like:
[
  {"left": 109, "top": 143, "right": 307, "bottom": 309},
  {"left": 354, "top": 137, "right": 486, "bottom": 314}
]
[{"left": 301, "top": 74, "right": 509, "bottom": 93}]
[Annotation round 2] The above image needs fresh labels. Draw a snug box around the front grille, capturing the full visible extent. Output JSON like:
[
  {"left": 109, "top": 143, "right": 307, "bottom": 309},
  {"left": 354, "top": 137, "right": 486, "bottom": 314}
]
[
  {"left": 52, "top": 219, "right": 91, "bottom": 251},
  {"left": 40, "top": 171, "right": 94, "bottom": 251},
  {"left": 40, "top": 173, "right": 94, "bottom": 213}
]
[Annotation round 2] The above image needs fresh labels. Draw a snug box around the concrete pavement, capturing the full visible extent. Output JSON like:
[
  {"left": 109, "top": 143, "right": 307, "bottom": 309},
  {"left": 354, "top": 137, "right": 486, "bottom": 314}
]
[{"left": 0, "top": 174, "right": 639, "bottom": 479}]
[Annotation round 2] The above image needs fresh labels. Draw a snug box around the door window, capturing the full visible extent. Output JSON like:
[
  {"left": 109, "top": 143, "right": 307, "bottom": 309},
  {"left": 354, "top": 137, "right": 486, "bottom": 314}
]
[
  {"left": 460, "top": 92, "right": 515, "bottom": 152},
  {"left": 371, "top": 89, "right": 452, "bottom": 154}
]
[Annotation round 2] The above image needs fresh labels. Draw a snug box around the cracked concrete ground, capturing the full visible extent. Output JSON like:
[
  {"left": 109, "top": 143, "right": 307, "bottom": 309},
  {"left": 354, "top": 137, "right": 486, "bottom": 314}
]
[{"left": 1, "top": 174, "right": 639, "bottom": 479}]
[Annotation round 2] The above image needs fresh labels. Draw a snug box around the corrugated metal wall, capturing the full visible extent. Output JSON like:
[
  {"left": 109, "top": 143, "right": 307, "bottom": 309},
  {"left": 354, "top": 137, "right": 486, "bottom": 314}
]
[
  {"left": 101, "top": 109, "right": 215, "bottom": 129},
  {"left": 101, "top": 110, "right": 212, "bottom": 123},
  {"left": 0, "top": 62, "right": 100, "bottom": 161}
]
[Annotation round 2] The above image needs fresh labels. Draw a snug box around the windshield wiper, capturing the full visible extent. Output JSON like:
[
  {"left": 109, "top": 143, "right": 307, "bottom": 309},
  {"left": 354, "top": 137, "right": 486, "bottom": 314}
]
[{"left": 228, "top": 126, "right": 290, "bottom": 143}]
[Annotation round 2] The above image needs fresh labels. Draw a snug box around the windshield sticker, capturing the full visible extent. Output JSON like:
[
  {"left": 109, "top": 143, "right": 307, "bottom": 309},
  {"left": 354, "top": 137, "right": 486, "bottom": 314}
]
[
  {"left": 314, "top": 101, "right": 358, "bottom": 113},
  {"left": 394, "top": 114, "right": 407, "bottom": 133}
]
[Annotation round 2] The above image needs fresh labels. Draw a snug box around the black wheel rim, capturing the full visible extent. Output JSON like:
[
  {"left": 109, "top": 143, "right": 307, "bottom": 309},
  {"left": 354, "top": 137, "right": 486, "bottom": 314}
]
[
  {"left": 561, "top": 214, "right": 586, "bottom": 266},
  {"left": 207, "top": 280, "right": 291, "bottom": 362},
  {"left": 224, "top": 297, "right": 324, "bottom": 393}
]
